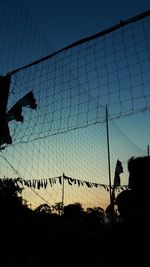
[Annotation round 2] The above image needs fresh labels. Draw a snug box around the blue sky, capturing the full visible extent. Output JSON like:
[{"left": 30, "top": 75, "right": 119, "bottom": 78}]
[
  {"left": 0, "top": 0, "right": 149, "bottom": 209},
  {"left": 22, "top": 0, "right": 150, "bottom": 148},
  {"left": 22, "top": 0, "right": 150, "bottom": 50}
]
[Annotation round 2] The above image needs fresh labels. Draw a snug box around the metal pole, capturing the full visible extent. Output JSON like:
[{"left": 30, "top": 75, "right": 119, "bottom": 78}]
[{"left": 62, "top": 173, "right": 65, "bottom": 209}]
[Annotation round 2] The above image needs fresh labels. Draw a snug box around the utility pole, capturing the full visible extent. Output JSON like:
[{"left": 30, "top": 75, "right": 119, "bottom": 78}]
[
  {"left": 62, "top": 173, "right": 65, "bottom": 209},
  {"left": 105, "top": 105, "right": 116, "bottom": 223}
]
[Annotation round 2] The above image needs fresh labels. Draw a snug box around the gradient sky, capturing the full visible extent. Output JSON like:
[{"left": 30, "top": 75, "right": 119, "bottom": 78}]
[
  {"left": 22, "top": 0, "right": 150, "bottom": 149},
  {"left": 22, "top": 0, "right": 150, "bottom": 50},
  {"left": 0, "top": 0, "right": 149, "bottom": 210}
]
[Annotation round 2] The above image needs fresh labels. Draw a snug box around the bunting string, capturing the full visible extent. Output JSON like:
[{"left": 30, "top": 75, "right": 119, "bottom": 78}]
[{"left": 0, "top": 175, "right": 128, "bottom": 192}]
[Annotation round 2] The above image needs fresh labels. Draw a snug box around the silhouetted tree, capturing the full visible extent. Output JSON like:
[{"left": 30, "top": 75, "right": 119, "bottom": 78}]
[
  {"left": 0, "top": 177, "right": 32, "bottom": 225},
  {"left": 0, "top": 178, "right": 33, "bottom": 266},
  {"left": 34, "top": 203, "right": 51, "bottom": 214},
  {"left": 51, "top": 201, "right": 63, "bottom": 215}
]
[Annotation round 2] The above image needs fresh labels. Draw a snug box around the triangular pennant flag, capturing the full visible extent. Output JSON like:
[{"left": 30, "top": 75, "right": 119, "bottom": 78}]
[
  {"left": 73, "top": 179, "right": 76, "bottom": 184},
  {"left": 59, "top": 176, "right": 62, "bottom": 185},
  {"left": 32, "top": 180, "right": 36, "bottom": 188},
  {"left": 49, "top": 178, "right": 52, "bottom": 187},
  {"left": 67, "top": 178, "right": 73, "bottom": 186},
  {"left": 37, "top": 180, "right": 41, "bottom": 189},
  {"left": 77, "top": 180, "right": 81, "bottom": 186},
  {"left": 85, "top": 181, "right": 91, "bottom": 188},
  {"left": 44, "top": 179, "right": 48, "bottom": 188}
]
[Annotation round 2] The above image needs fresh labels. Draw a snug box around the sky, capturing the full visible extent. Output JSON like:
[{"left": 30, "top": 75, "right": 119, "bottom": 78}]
[
  {"left": 22, "top": 0, "right": 150, "bottom": 149},
  {"left": 22, "top": 0, "right": 150, "bottom": 50},
  {"left": 0, "top": 0, "right": 150, "bottom": 209}
]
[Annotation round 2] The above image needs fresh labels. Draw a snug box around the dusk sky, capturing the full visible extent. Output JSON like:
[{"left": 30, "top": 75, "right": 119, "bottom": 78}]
[
  {"left": 22, "top": 0, "right": 149, "bottom": 50},
  {"left": 22, "top": 0, "right": 150, "bottom": 148},
  {"left": 0, "top": 0, "right": 150, "bottom": 209}
]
